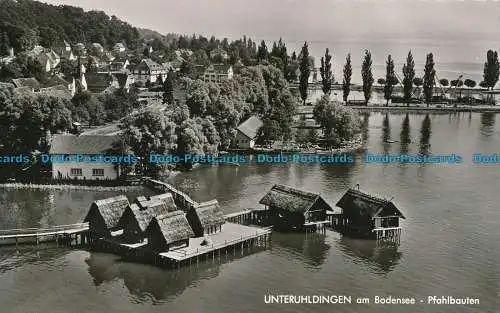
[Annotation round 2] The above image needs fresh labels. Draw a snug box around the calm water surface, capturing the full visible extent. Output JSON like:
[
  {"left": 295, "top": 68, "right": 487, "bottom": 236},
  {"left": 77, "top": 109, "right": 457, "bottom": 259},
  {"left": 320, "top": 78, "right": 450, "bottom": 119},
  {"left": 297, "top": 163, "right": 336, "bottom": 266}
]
[{"left": 0, "top": 112, "right": 499, "bottom": 313}]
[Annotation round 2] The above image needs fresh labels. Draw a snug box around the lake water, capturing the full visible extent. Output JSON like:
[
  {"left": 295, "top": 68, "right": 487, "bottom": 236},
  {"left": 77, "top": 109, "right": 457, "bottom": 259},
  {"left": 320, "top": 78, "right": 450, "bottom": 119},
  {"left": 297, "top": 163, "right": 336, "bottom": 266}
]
[{"left": 0, "top": 112, "right": 499, "bottom": 313}]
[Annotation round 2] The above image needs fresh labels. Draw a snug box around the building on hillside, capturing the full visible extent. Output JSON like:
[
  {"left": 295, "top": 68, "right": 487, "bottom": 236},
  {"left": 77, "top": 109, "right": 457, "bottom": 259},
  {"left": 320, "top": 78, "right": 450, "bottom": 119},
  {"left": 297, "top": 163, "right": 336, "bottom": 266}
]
[
  {"left": 186, "top": 200, "right": 225, "bottom": 237},
  {"left": 59, "top": 40, "right": 77, "bottom": 61},
  {"left": 132, "top": 58, "right": 167, "bottom": 83},
  {"left": 74, "top": 43, "right": 87, "bottom": 56},
  {"left": 0, "top": 47, "right": 15, "bottom": 64},
  {"left": 202, "top": 64, "right": 233, "bottom": 83},
  {"left": 209, "top": 47, "right": 229, "bottom": 61},
  {"left": 114, "top": 72, "right": 135, "bottom": 93},
  {"left": 43, "top": 74, "right": 76, "bottom": 96},
  {"left": 12, "top": 78, "right": 41, "bottom": 92},
  {"left": 84, "top": 195, "right": 130, "bottom": 239},
  {"left": 113, "top": 43, "right": 126, "bottom": 54},
  {"left": 234, "top": 116, "right": 263, "bottom": 149},
  {"left": 333, "top": 187, "right": 405, "bottom": 239},
  {"left": 118, "top": 194, "right": 177, "bottom": 243},
  {"left": 49, "top": 134, "right": 122, "bottom": 180},
  {"left": 109, "top": 59, "right": 130, "bottom": 72},
  {"left": 38, "top": 85, "right": 73, "bottom": 100},
  {"left": 34, "top": 49, "right": 60, "bottom": 72},
  {"left": 85, "top": 72, "right": 120, "bottom": 93},
  {"left": 90, "top": 43, "right": 104, "bottom": 55},
  {"left": 145, "top": 211, "right": 195, "bottom": 252},
  {"left": 259, "top": 184, "right": 330, "bottom": 231}
]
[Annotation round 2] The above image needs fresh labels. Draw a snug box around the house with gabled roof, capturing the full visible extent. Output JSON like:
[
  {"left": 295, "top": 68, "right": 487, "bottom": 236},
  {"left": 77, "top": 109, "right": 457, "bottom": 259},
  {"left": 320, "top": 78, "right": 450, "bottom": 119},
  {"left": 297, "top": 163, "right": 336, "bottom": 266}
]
[
  {"left": 84, "top": 195, "right": 130, "bottom": 239},
  {"left": 118, "top": 193, "right": 178, "bottom": 243},
  {"left": 202, "top": 64, "right": 233, "bottom": 83},
  {"left": 259, "top": 184, "right": 330, "bottom": 231},
  {"left": 132, "top": 58, "right": 167, "bottom": 83},
  {"left": 145, "top": 211, "right": 195, "bottom": 252},
  {"left": 49, "top": 134, "right": 122, "bottom": 180},
  {"left": 186, "top": 200, "right": 225, "bottom": 237},
  {"left": 234, "top": 116, "right": 263, "bottom": 149},
  {"left": 12, "top": 77, "right": 40, "bottom": 92},
  {"left": 334, "top": 187, "right": 405, "bottom": 239}
]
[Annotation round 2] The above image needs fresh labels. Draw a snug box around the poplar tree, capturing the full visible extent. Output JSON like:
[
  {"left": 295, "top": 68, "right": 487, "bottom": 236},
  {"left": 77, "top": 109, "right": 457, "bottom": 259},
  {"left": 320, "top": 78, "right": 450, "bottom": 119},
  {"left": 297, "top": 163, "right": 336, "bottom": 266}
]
[
  {"left": 320, "top": 48, "right": 333, "bottom": 95},
  {"left": 299, "top": 42, "right": 310, "bottom": 105},
  {"left": 403, "top": 50, "right": 415, "bottom": 106},
  {"left": 384, "top": 55, "right": 396, "bottom": 106},
  {"left": 342, "top": 53, "right": 352, "bottom": 103},
  {"left": 423, "top": 53, "right": 436, "bottom": 106},
  {"left": 361, "top": 50, "right": 374, "bottom": 105},
  {"left": 483, "top": 50, "right": 500, "bottom": 90}
]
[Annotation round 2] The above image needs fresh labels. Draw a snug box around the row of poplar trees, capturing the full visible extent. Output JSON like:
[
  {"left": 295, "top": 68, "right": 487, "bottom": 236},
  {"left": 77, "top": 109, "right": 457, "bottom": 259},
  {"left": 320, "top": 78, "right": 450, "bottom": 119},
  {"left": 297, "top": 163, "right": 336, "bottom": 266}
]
[{"left": 310, "top": 48, "right": 500, "bottom": 107}]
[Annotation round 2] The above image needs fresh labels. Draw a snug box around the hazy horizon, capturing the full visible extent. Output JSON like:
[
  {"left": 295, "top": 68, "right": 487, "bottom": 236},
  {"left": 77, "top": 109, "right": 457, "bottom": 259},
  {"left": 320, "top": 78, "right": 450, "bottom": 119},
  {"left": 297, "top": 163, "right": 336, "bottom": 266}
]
[{"left": 40, "top": 0, "right": 500, "bottom": 42}]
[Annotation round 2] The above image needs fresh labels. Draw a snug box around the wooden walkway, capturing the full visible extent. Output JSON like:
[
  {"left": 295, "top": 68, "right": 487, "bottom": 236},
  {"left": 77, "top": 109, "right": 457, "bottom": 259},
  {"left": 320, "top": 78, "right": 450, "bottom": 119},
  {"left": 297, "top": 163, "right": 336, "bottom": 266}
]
[
  {"left": 145, "top": 179, "right": 199, "bottom": 211},
  {"left": 0, "top": 223, "right": 89, "bottom": 246}
]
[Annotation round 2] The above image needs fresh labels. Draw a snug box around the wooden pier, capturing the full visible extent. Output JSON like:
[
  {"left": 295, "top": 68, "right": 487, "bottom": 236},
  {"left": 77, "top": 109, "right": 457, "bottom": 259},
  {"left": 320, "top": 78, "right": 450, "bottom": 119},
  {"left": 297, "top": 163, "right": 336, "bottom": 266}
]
[
  {"left": 145, "top": 179, "right": 199, "bottom": 211},
  {"left": 224, "top": 208, "right": 269, "bottom": 225},
  {"left": 0, "top": 223, "right": 89, "bottom": 247}
]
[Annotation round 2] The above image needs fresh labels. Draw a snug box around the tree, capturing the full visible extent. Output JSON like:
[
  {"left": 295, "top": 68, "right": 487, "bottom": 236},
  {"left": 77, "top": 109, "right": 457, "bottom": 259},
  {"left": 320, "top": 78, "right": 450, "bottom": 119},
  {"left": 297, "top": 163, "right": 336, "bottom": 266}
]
[
  {"left": 439, "top": 78, "right": 449, "bottom": 87},
  {"left": 342, "top": 53, "right": 352, "bottom": 103},
  {"left": 257, "top": 40, "right": 269, "bottom": 63},
  {"left": 450, "top": 79, "right": 463, "bottom": 87},
  {"left": 483, "top": 50, "right": 500, "bottom": 90},
  {"left": 423, "top": 53, "right": 436, "bottom": 106},
  {"left": 361, "top": 50, "right": 374, "bottom": 105},
  {"left": 291, "top": 51, "right": 297, "bottom": 61},
  {"left": 464, "top": 79, "right": 476, "bottom": 101},
  {"left": 0, "top": 32, "right": 10, "bottom": 56},
  {"left": 384, "top": 54, "right": 396, "bottom": 106},
  {"left": 377, "top": 78, "right": 386, "bottom": 85},
  {"left": 320, "top": 48, "right": 333, "bottom": 95},
  {"left": 479, "top": 81, "right": 488, "bottom": 88},
  {"left": 402, "top": 50, "right": 415, "bottom": 106},
  {"left": 413, "top": 77, "right": 423, "bottom": 87},
  {"left": 163, "top": 70, "right": 175, "bottom": 105},
  {"left": 299, "top": 42, "right": 310, "bottom": 105},
  {"left": 313, "top": 95, "right": 361, "bottom": 147}
]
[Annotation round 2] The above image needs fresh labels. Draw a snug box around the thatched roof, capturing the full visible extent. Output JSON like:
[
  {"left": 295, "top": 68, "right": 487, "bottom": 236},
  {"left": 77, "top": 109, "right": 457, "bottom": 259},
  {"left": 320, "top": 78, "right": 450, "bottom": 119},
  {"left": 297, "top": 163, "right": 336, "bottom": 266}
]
[
  {"left": 259, "top": 184, "right": 325, "bottom": 213},
  {"left": 192, "top": 200, "right": 225, "bottom": 229},
  {"left": 150, "top": 211, "right": 194, "bottom": 244},
  {"left": 86, "top": 195, "right": 130, "bottom": 228},
  {"left": 136, "top": 193, "right": 177, "bottom": 211},
  {"left": 336, "top": 189, "right": 405, "bottom": 219}
]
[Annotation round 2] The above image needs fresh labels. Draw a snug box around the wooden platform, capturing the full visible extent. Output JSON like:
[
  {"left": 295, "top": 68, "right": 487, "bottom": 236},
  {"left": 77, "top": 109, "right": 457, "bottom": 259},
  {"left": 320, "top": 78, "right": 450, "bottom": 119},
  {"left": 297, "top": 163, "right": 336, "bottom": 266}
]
[
  {"left": 159, "top": 223, "right": 272, "bottom": 262},
  {"left": 0, "top": 223, "right": 89, "bottom": 246}
]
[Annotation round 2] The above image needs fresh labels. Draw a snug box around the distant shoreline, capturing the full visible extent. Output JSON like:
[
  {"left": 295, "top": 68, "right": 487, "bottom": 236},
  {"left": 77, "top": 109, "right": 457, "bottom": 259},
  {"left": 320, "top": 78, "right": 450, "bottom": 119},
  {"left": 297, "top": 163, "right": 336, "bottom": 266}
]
[{"left": 347, "top": 105, "right": 500, "bottom": 113}]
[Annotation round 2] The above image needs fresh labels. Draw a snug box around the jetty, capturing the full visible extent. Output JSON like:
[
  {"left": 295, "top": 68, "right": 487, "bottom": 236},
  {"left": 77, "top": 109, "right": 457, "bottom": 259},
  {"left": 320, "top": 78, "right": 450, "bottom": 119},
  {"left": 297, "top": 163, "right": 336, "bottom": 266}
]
[{"left": 0, "top": 223, "right": 89, "bottom": 246}]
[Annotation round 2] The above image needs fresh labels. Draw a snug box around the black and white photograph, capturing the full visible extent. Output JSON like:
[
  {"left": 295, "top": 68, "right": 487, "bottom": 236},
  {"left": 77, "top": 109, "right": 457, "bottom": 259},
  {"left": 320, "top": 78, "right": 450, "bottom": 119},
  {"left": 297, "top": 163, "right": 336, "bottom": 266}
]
[{"left": 0, "top": 0, "right": 498, "bottom": 312}]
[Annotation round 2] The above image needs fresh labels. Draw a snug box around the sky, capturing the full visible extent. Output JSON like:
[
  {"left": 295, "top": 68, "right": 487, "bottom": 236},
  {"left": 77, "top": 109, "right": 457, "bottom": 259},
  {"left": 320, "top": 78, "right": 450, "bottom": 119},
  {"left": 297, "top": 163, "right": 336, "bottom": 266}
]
[{"left": 40, "top": 0, "right": 500, "bottom": 42}]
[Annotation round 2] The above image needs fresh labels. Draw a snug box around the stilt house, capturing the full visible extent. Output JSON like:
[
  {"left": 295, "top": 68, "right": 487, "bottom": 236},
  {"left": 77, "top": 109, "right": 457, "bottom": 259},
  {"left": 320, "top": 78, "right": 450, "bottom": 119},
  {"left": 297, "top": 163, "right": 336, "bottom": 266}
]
[
  {"left": 334, "top": 187, "right": 405, "bottom": 239},
  {"left": 84, "top": 195, "right": 130, "bottom": 239},
  {"left": 186, "top": 200, "right": 225, "bottom": 237},
  {"left": 118, "top": 193, "right": 178, "bottom": 243},
  {"left": 259, "top": 184, "right": 330, "bottom": 231},
  {"left": 145, "top": 211, "right": 195, "bottom": 252}
]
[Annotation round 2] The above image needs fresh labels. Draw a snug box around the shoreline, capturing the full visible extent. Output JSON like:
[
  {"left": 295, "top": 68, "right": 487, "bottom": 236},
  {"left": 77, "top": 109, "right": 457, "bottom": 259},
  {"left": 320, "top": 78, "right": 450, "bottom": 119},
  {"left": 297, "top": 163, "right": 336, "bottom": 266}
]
[
  {"left": 0, "top": 183, "right": 145, "bottom": 191},
  {"left": 348, "top": 105, "right": 500, "bottom": 113}
]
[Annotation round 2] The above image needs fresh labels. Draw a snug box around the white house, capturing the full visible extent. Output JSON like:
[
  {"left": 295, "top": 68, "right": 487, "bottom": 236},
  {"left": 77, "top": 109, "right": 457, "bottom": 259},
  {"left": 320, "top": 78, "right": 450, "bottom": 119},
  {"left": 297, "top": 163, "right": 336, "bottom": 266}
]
[
  {"left": 49, "top": 135, "right": 122, "bottom": 180},
  {"left": 234, "top": 116, "right": 263, "bottom": 149},
  {"left": 202, "top": 64, "right": 233, "bottom": 83},
  {"left": 132, "top": 58, "right": 167, "bottom": 83},
  {"left": 113, "top": 43, "right": 126, "bottom": 54}
]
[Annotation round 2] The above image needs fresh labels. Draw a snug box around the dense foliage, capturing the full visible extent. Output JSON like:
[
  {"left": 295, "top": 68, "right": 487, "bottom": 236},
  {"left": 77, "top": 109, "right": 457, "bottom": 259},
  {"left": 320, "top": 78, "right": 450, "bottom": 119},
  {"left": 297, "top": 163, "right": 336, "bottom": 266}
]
[
  {"left": 361, "top": 50, "right": 374, "bottom": 104},
  {"left": 384, "top": 55, "right": 396, "bottom": 106},
  {"left": 320, "top": 48, "right": 333, "bottom": 95},
  {"left": 342, "top": 53, "right": 352, "bottom": 103},
  {"left": 313, "top": 95, "right": 361, "bottom": 148},
  {"left": 483, "top": 50, "right": 499, "bottom": 90},
  {"left": 423, "top": 53, "right": 436, "bottom": 106},
  {"left": 402, "top": 50, "right": 415, "bottom": 106},
  {"left": 0, "top": 0, "right": 140, "bottom": 50}
]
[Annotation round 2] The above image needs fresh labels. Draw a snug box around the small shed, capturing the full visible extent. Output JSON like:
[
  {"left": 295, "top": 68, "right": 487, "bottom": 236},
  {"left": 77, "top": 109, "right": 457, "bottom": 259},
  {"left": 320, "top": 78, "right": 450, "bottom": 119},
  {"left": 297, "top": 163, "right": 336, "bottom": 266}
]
[
  {"left": 84, "top": 195, "right": 129, "bottom": 239},
  {"left": 186, "top": 200, "right": 225, "bottom": 237},
  {"left": 259, "top": 184, "right": 330, "bottom": 231},
  {"left": 335, "top": 188, "right": 405, "bottom": 239},
  {"left": 145, "top": 211, "right": 195, "bottom": 252}
]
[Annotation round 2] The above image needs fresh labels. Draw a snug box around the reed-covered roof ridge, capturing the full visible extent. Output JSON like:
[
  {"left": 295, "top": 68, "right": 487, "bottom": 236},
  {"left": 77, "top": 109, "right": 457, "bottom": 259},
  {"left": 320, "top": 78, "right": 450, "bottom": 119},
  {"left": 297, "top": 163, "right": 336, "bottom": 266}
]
[
  {"left": 259, "top": 184, "right": 324, "bottom": 213},
  {"left": 86, "top": 195, "right": 130, "bottom": 228},
  {"left": 153, "top": 211, "right": 195, "bottom": 244}
]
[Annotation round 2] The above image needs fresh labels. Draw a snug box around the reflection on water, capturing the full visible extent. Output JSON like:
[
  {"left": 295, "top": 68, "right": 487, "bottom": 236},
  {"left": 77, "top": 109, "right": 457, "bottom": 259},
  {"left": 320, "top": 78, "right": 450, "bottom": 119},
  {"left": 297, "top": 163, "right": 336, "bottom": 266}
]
[
  {"left": 360, "top": 111, "right": 370, "bottom": 142},
  {"left": 400, "top": 113, "right": 411, "bottom": 154},
  {"left": 419, "top": 114, "right": 432, "bottom": 155},
  {"left": 382, "top": 113, "right": 391, "bottom": 154},
  {"left": 480, "top": 112, "right": 496, "bottom": 137},
  {"left": 0, "top": 245, "right": 70, "bottom": 274},
  {"left": 337, "top": 237, "right": 402, "bottom": 276},
  {"left": 270, "top": 232, "right": 330, "bottom": 269}
]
